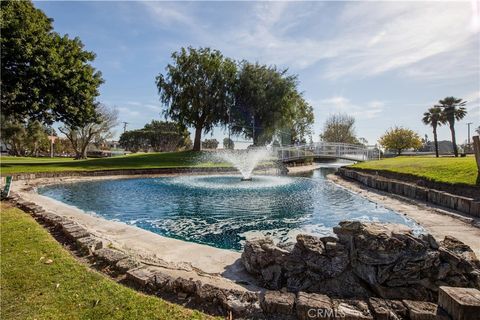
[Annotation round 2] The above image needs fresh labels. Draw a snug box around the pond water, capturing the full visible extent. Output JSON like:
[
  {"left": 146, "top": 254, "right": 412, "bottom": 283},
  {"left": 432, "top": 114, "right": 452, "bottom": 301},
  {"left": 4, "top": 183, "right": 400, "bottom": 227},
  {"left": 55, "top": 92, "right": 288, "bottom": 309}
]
[{"left": 38, "top": 168, "right": 422, "bottom": 250}]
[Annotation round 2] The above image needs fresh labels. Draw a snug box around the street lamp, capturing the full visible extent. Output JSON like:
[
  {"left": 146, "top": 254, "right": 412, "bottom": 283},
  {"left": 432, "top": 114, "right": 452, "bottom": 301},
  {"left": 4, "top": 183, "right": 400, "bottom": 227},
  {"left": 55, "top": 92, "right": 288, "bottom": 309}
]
[{"left": 467, "top": 122, "right": 473, "bottom": 151}]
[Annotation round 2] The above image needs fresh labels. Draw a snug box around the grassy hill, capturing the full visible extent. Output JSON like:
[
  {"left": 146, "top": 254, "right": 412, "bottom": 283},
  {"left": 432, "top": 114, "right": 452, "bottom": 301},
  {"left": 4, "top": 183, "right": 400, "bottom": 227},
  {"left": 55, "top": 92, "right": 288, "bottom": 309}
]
[
  {"left": 0, "top": 203, "right": 215, "bottom": 320},
  {"left": 350, "top": 156, "right": 478, "bottom": 186}
]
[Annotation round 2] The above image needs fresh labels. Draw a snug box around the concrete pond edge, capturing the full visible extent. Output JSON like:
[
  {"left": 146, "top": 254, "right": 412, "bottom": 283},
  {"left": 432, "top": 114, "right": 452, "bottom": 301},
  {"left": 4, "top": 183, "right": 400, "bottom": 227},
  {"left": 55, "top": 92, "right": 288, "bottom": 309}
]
[{"left": 6, "top": 192, "right": 480, "bottom": 319}]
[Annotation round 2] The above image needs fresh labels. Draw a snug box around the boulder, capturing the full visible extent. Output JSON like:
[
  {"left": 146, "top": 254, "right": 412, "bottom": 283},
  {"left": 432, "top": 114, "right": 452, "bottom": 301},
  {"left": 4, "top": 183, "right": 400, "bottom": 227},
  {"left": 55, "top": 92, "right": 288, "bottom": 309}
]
[
  {"left": 296, "top": 292, "right": 333, "bottom": 320},
  {"left": 94, "top": 248, "right": 128, "bottom": 265},
  {"left": 115, "top": 257, "right": 141, "bottom": 273},
  {"left": 402, "top": 300, "right": 450, "bottom": 320},
  {"left": 333, "top": 299, "right": 373, "bottom": 319},
  {"left": 260, "top": 290, "right": 295, "bottom": 315},
  {"left": 368, "top": 297, "right": 407, "bottom": 320},
  {"left": 126, "top": 266, "right": 155, "bottom": 287},
  {"left": 242, "top": 221, "right": 480, "bottom": 302}
]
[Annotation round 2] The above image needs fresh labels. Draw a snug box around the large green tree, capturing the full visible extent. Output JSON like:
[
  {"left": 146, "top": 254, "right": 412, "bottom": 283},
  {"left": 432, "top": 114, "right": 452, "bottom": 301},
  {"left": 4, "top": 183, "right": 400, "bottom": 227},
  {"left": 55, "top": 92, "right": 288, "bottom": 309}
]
[
  {"left": 231, "top": 62, "right": 313, "bottom": 145},
  {"left": 437, "top": 97, "right": 467, "bottom": 157},
  {"left": 156, "top": 47, "right": 237, "bottom": 151},
  {"left": 422, "top": 106, "right": 445, "bottom": 158},
  {"left": 1, "top": 0, "right": 103, "bottom": 126}
]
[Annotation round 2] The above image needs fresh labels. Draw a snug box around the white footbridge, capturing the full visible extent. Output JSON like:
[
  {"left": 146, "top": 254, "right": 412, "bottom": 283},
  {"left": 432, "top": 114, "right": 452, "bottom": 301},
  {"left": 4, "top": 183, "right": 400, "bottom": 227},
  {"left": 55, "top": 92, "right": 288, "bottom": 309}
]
[{"left": 274, "top": 142, "right": 380, "bottom": 162}]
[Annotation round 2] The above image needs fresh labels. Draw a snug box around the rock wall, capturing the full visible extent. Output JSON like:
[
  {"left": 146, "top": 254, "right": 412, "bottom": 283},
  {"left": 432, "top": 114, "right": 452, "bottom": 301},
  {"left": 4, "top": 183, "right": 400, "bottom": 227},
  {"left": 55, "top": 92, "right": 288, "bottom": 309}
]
[
  {"left": 336, "top": 167, "right": 480, "bottom": 217},
  {"left": 242, "top": 221, "right": 480, "bottom": 302},
  {"left": 2, "top": 167, "right": 238, "bottom": 180}
]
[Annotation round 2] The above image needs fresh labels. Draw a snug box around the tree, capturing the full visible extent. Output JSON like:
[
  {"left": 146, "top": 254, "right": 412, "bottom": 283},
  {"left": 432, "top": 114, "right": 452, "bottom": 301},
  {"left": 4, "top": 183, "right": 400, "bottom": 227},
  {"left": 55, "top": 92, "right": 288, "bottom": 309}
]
[
  {"left": 422, "top": 106, "right": 445, "bottom": 157},
  {"left": 156, "top": 47, "right": 237, "bottom": 151},
  {"left": 59, "top": 104, "right": 118, "bottom": 159},
  {"left": 378, "top": 127, "right": 422, "bottom": 155},
  {"left": 1, "top": 1, "right": 103, "bottom": 126},
  {"left": 231, "top": 62, "right": 314, "bottom": 145},
  {"left": 118, "top": 130, "right": 150, "bottom": 153},
  {"left": 285, "top": 94, "right": 314, "bottom": 144},
  {"left": 319, "top": 113, "right": 359, "bottom": 144},
  {"left": 0, "top": 116, "right": 49, "bottom": 156},
  {"left": 119, "top": 120, "right": 191, "bottom": 153},
  {"left": 223, "top": 137, "right": 234, "bottom": 149},
  {"left": 202, "top": 139, "right": 219, "bottom": 149},
  {"left": 53, "top": 138, "right": 75, "bottom": 156},
  {"left": 437, "top": 97, "right": 467, "bottom": 157},
  {"left": 143, "top": 121, "right": 191, "bottom": 152},
  {"left": 357, "top": 137, "right": 369, "bottom": 146},
  {"left": 476, "top": 126, "right": 480, "bottom": 136}
]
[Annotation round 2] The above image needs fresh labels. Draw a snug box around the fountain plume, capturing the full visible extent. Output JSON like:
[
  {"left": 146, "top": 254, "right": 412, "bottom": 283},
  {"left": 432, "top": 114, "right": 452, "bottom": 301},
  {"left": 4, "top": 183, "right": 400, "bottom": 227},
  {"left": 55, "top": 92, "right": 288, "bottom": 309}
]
[{"left": 216, "top": 147, "right": 272, "bottom": 180}]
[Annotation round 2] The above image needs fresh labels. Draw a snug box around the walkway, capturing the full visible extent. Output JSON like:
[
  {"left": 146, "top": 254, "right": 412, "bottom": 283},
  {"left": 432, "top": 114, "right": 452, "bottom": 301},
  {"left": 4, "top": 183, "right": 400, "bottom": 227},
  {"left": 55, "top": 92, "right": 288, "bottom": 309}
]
[{"left": 328, "top": 174, "right": 480, "bottom": 256}]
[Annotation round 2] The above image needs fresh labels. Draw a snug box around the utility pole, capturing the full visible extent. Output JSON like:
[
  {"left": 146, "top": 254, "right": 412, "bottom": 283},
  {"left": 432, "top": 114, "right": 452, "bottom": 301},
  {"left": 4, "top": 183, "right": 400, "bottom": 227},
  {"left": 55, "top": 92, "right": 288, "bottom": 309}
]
[
  {"left": 467, "top": 122, "right": 473, "bottom": 146},
  {"left": 122, "top": 122, "right": 129, "bottom": 133}
]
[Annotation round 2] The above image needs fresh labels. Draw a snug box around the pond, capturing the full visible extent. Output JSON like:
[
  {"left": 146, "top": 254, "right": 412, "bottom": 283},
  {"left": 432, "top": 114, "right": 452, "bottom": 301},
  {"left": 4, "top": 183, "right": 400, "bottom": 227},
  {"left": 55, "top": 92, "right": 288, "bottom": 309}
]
[{"left": 38, "top": 168, "right": 422, "bottom": 250}]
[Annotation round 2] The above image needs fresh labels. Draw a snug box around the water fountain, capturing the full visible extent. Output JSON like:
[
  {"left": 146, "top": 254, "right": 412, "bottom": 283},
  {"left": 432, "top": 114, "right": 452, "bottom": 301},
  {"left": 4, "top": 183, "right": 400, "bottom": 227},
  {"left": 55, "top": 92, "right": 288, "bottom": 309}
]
[{"left": 215, "top": 147, "right": 272, "bottom": 181}]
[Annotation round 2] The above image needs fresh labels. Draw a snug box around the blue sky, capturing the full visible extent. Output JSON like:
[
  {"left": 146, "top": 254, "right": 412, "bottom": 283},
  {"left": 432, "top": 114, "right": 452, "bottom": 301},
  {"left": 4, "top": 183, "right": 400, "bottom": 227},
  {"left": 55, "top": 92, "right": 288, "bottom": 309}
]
[{"left": 35, "top": 1, "right": 479, "bottom": 147}]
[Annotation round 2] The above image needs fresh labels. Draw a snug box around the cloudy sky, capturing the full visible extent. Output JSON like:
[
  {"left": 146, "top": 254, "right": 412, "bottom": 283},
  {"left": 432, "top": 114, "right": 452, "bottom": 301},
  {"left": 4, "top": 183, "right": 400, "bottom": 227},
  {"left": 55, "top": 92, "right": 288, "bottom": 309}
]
[{"left": 35, "top": 1, "right": 479, "bottom": 146}]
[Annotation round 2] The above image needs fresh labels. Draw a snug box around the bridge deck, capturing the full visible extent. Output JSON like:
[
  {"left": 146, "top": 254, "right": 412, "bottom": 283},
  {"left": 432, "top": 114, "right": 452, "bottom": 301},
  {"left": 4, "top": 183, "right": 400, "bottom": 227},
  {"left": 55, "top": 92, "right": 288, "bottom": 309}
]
[{"left": 275, "top": 142, "right": 379, "bottom": 162}]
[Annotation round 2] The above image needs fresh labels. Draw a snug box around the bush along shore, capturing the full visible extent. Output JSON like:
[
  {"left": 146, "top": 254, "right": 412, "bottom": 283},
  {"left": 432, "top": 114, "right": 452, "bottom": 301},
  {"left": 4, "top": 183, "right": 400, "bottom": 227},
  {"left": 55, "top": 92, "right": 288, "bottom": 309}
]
[{"left": 5, "top": 193, "right": 480, "bottom": 319}]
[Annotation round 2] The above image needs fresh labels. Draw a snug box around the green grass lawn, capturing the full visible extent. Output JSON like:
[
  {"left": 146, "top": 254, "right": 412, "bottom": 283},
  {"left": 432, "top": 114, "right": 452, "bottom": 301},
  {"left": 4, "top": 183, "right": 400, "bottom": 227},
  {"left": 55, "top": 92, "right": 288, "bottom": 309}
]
[
  {"left": 0, "top": 203, "right": 215, "bottom": 320},
  {"left": 0, "top": 151, "right": 230, "bottom": 174},
  {"left": 350, "top": 156, "right": 478, "bottom": 186}
]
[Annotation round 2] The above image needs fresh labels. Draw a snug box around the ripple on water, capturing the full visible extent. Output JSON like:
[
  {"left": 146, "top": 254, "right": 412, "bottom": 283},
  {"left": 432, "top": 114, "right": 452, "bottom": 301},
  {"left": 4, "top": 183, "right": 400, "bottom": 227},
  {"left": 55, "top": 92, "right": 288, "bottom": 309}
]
[{"left": 38, "top": 169, "right": 423, "bottom": 250}]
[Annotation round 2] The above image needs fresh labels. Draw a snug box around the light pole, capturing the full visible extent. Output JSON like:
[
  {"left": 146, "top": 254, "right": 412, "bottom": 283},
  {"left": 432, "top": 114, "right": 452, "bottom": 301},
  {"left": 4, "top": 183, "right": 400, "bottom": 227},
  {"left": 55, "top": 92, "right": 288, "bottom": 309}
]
[{"left": 467, "top": 122, "right": 473, "bottom": 151}]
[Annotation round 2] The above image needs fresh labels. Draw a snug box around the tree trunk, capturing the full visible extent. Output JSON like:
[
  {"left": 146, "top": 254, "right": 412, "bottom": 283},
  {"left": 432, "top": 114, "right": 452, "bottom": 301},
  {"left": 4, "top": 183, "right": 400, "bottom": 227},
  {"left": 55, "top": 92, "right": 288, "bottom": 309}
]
[
  {"left": 397, "top": 149, "right": 402, "bottom": 155},
  {"left": 193, "top": 126, "right": 202, "bottom": 151},
  {"left": 433, "top": 126, "right": 439, "bottom": 158},
  {"left": 450, "top": 124, "right": 458, "bottom": 157}
]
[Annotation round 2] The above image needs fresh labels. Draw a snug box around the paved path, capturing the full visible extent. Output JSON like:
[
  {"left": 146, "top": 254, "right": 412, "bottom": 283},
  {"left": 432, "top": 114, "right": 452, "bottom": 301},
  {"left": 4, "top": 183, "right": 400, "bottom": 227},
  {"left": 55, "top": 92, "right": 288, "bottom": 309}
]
[{"left": 328, "top": 174, "right": 480, "bottom": 257}]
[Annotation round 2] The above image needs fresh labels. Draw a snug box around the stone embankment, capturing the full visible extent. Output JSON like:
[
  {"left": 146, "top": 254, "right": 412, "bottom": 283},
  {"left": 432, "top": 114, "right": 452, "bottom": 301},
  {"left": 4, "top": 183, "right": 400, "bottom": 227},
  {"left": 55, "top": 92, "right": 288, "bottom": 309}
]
[
  {"left": 7, "top": 193, "right": 480, "bottom": 319},
  {"left": 336, "top": 168, "right": 480, "bottom": 217},
  {"left": 3, "top": 167, "right": 237, "bottom": 180},
  {"left": 242, "top": 221, "right": 480, "bottom": 302}
]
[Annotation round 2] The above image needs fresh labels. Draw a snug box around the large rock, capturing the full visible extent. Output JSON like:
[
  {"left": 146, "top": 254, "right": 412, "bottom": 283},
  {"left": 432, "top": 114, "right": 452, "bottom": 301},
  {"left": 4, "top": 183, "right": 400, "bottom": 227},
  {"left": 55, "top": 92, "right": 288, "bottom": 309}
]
[
  {"left": 296, "top": 292, "right": 333, "bottom": 320},
  {"left": 333, "top": 299, "right": 373, "bottom": 319},
  {"left": 260, "top": 290, "right": 295, "bottom": 315},
  {"left": 241, "top": 221, "right": 480, "bottom": 302},
  {"left": 368, "top": 297, "right": 407, "bottom": 320}
]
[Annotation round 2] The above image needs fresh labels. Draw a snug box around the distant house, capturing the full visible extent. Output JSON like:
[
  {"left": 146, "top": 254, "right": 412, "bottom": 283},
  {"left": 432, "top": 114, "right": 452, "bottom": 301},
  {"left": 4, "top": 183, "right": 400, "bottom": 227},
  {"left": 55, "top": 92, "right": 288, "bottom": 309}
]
[
  {"left": 0, "top": 139, "right": 9, "bottom": 154},
  {"left": 420, "top": 140, "right": 453, "bottom": 154}
]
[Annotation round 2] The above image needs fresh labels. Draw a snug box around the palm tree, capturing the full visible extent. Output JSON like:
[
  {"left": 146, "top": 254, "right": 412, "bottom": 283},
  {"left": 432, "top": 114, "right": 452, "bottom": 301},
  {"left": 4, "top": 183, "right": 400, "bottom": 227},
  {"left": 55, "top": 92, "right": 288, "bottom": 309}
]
[
  {"left": 437, "top": 97, "right": 467, "bottom": 157},
  {"left": 422, "top": 106, "right": 445, "bottom": 157}
]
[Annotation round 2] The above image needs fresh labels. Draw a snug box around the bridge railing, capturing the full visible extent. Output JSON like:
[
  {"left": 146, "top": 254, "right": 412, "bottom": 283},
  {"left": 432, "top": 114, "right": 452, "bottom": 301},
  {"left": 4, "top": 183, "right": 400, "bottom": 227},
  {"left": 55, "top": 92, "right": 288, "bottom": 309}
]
[{"left": 274, "top": 142, "right": 379, "bottom": 162}]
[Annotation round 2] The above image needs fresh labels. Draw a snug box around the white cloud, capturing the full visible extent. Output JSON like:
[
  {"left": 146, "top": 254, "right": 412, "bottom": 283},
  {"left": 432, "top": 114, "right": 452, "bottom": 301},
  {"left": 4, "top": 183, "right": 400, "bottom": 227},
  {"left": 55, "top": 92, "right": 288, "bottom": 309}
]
[
  {"left": 323, "top": 2, "right": 479, "bottom": 79},
  {"left": 464, "top": 90, "right": 480, "bottom": 118},
  {"left": 136, "top": 1, "right": 478, "bottom": 82},
  {"left": 141, "top": 1, "right": 196, "bottom": 28},
  {"left": 117, "top": 106, "right": 140, "bottom": 117},
  {"left": 315, "top": 96, "right": 385, "bottom": 120}
]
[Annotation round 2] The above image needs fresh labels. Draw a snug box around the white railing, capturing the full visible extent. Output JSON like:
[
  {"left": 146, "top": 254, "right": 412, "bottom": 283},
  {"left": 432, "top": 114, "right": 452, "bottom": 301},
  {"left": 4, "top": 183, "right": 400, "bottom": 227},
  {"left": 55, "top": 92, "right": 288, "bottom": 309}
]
[{"left": 274, "top": 142, "right": 379, "bottom": 162}]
